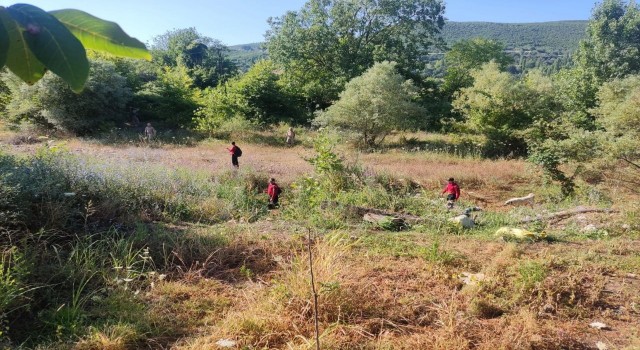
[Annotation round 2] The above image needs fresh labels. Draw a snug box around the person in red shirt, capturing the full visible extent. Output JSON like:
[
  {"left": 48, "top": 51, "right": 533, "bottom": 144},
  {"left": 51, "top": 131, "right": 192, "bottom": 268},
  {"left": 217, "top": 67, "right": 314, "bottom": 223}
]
[
  {"left": 266, "top": 178, "right": 282, "bottom": 208},
  {"left": 441, "top": 177, "right": 460, "bottom": 209},
  {"left": 226, "top": 141, "right": 240, "bottom": 168}
]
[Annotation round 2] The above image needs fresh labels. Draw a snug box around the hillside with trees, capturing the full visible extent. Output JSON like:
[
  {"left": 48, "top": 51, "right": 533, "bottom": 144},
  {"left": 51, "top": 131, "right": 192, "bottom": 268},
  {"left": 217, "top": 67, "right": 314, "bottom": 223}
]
[{"left": 228, "top": 20, "right": 588, "bottom": 74}]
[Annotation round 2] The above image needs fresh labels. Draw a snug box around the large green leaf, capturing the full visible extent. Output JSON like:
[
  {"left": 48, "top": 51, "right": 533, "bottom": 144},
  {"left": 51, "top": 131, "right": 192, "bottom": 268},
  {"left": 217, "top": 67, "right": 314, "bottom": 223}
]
[
  {"left": 7, "top": 4, "right": 88, "bottom": 92},
  {"left": 0, "top": 7, "right": 9, "bottom": 67},
  {"left": 51, "top": 9, "right": 151, "bottom": 60},
  {"left": 0, "top": 7, "right": 46, "bottom": 84}
]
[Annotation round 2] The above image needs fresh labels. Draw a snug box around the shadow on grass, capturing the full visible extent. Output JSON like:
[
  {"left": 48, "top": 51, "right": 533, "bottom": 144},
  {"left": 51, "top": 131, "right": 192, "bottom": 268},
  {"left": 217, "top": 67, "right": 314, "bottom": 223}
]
[{"left": 384, "top": 136, "right": 484, "bottom": 158}]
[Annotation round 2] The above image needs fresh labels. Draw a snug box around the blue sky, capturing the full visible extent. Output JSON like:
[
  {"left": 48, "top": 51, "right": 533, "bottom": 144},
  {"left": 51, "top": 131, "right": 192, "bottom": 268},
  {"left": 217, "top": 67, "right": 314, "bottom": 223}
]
[{"left": 23, "top": 0, "right": 597, "bottom": 46}]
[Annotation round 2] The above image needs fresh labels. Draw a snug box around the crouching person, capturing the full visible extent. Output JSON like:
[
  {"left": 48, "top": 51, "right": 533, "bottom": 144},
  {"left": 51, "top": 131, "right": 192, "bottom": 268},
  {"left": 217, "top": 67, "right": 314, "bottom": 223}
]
[{"left": 266, "top": 178, "right": 282, "bottom": 209}]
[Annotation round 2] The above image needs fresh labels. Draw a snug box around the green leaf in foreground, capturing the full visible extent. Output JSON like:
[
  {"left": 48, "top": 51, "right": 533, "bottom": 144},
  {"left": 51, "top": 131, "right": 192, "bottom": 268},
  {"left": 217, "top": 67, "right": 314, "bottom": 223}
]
[
  {"left": 51, "top": 9, "right": 151, "bottom": 60},
  {"left": 7, "top": 3, "right": 88, "bottom": 92},
  {"left": 0, "top": 7, "right": 46, "bottom": 84}
]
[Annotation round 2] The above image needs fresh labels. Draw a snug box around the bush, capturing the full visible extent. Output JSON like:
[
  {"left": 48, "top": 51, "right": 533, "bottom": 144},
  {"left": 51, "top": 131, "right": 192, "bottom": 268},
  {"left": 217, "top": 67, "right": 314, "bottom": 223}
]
[
  {"left": 3, "top": 59, "right": 132, "bottom": 135},
  {"left": 315, "top": 61, "right": 425, "bottom": 148}
]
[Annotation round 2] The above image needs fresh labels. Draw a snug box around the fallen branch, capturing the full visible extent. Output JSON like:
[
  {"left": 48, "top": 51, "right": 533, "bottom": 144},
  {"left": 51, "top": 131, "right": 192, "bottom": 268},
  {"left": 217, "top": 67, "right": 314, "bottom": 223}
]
[{"left": 519, "top": 206, "right": 619, "bottom": 224}]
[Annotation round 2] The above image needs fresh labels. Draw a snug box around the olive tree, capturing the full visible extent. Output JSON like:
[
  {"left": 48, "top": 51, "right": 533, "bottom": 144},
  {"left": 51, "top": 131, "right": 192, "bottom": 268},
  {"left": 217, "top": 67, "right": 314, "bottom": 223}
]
[{"left": 315, "top": 61, "right": 424, "bottom": 147}]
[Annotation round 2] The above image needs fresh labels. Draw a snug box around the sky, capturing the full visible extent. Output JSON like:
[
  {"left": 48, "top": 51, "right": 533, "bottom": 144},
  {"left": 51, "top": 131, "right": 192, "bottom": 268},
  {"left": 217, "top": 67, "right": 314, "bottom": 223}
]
[{"left": 22, "top": 0, "right": 598, "bottom": 46}]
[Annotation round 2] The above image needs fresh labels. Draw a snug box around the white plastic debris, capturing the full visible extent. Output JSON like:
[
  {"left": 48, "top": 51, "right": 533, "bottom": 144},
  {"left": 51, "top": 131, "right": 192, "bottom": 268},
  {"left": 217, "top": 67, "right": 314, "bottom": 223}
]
[
  {"left": 589, "top": 321, "right": 609, "bottom": 330},
  {"left": 495, "top": 227, "right": 547, "bottom": 241},
  {"left": 449, "top": 215, "right": 475, "bottom": 228},
  {"left": 596, "top": 341, "right": 608, "bottom": 350},
  {"left": 459, "top": 272, "right": 486, "bottom": 285},
  {"left": 215, "top": 339, "right": 237, "bottom": 348}
]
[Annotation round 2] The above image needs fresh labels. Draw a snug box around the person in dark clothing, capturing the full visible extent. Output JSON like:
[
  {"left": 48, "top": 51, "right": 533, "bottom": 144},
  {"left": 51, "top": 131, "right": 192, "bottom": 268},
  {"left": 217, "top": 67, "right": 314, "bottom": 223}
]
[
  {"left": 441, "top": 177, "right": 461, "bottom": 209},
  {"left": 227, "top": 141, "right": 240, "bottom": 168},
  {"left": 266, "top": 178, "right": 282, "bottom": 209}
]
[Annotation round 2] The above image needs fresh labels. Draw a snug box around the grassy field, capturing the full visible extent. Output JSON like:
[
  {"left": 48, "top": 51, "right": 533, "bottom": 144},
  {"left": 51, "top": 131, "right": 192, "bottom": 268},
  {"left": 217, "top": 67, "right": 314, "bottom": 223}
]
[{"left": 0, "top": 127, "right": 638, "bottom": 349}]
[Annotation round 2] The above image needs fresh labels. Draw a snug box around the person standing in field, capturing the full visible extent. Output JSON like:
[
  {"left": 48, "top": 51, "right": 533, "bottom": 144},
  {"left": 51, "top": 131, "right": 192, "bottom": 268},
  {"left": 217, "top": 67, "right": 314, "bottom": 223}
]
[
  {"left": 266, "top": 178, "right": 282, "bottom": 208},
  {"left": 441, "top": 177, "right": 461, "bottom": 209},
  {"left": 227, "top": 141, "right": 241, "bottom": 168},
  {"left": 286, "top": 127, "right": 295, "bottom": 146},
  {"left": 144, "top": 122, "right": 156, "bottom": 141}
]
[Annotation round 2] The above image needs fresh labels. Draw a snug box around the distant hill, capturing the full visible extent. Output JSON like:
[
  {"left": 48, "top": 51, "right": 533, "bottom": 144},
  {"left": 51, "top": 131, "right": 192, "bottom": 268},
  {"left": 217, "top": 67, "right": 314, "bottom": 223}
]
[
  {"left": 227, "top": 43, "right": 267, "bottom": 71},
  {"left": 442, "top": 21, "right": 588, "bottom": 51},
  {"left": 227, "top": 21, "right": 589, "bottom": 73}
]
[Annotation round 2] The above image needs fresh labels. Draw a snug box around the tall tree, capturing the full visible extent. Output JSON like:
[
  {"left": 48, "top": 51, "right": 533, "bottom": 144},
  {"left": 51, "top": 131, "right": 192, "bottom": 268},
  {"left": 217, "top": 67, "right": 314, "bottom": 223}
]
[
  {"left": 151, "top": 28, "right": 236, "bottom": 89},
  {"left": 266, "top": 0, "right": 445, "bottom": 109},
  {"left": 442, "top": 38, "right": 513, "bottom": 95},
  {"left": 575, "top": 0, "right": 640, "bottom": 83}
]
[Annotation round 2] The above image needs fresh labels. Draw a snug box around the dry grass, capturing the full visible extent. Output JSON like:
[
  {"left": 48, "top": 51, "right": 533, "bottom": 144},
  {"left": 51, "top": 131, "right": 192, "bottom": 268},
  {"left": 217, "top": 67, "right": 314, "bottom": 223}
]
[
  {"left": 163, "top": 226, "right": 639, "bottom": 349},
  {"left": 3, "top": 129, "right": 639, "bottom": 349}
]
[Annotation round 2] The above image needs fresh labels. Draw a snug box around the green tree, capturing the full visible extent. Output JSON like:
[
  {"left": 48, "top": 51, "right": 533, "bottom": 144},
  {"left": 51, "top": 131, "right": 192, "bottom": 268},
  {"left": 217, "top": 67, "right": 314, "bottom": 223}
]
[
  {"left": 195, "top": 60, "right": 302, "bottom": 130},
  {"left": 593, "top": 75, "right": 640, "bottom": 167},
  {"left": 575, "top": 0, "right": 640, "bottom": 83},
  {"left": 266, "top": 0, "right": 445, "bottom": 109},
  {"left": 452, "top": 62, "right": 541, "bottom": 157},
  {"left": 135, "top": 65, "right": 200, "bottom": 127},
  {"left": 315, "top": 61, "right": 424, "bottom": 147},
  {"left": 3, "top": 59, "right": 132, "bottom": 134},
  {"left": 562, "top": 0, "right": 640, "bottom": 123},
  {"left": 151, "top": 28, "right": 236, "bottom": 89},
  {"left": 442, "top": 38, "right": 513, "bottom": 95}
]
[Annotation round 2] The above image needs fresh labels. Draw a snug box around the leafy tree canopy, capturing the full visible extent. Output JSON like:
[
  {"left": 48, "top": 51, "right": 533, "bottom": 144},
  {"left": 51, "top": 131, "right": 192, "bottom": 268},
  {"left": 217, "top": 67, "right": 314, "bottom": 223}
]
[
  {"left": 151, "top": 28, "right": 237, "bottom": 89},
  {"left": 442, "top": 37, "right": 513, "bottom": 94},
  {"left": 575, "top": 0, "right": 640, "bottom": 83},
  {"left": 266, "top": 0, "right": 446, "bottom": 108},
  {"left": 315, "top": 61, "right": 424, "bottom": 147}
]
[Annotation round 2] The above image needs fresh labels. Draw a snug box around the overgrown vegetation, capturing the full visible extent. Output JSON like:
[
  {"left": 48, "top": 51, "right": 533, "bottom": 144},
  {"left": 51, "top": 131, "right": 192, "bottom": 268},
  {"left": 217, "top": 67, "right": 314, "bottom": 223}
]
[{"left": 1, "top": 0, "right": 640, "bottom": 348}]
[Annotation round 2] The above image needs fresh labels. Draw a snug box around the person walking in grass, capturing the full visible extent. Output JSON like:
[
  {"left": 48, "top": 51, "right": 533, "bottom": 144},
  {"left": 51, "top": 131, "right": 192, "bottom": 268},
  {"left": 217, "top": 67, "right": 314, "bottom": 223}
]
[
  {"left": 226, "top": 141, "right": 242, "bottom": 168},
  {"left": 286, "top": 127, "right": 295, "bottom": 146},
  {"left": 441, "top": 177, "right": 461, "bottom": 209},
  {"left": 144, "top": 122, "right": 156, "bottom": 141},
  {"left": 266, "top": 178, "right": 282, "bottom": 209}
]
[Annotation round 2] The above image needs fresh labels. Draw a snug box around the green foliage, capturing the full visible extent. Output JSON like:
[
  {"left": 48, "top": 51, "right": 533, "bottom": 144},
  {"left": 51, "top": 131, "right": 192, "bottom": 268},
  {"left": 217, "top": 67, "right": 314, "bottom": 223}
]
[
  {"left": 315, "top": 61, "right": 424, "bottom": 147},
  {"left": 442, "top": 38, "right": 513, "bottom": 95},
  {"left": 420, "top": 240, "right": 457, "bottom": 265},
  {"left": 3, "top": 59, "right": 132, "bottom": 134},
  {"left": 50, "top": 9, "right": 150, "bottom": 60},
  {"left": 135, "top": 65, "right": 200, "bottom": 127},
  {"left": 266, "top": 0, "right": 445, "bottom": 109},
  {"left": 592, "top": 75, "right": 640, "bottom": 170},
  {"left": 0, "top": 247, "right": 30, "bottom": 330},
  {"left": 452, "top": 62, "right": 532, "bottom": 157},
  {"left": 441, "top": 21, "right": 587, "bottom": 53},
  {"left": 515, "top": 260, "right": 547, "bottom": 292},
  {"left": 575, "top": 0, "right": 640, "bottom": 84},
  {"left": 0, "top": 3, "right": 149, "bottom": 91},
  {"left": 151, "top": 28, "right": 236, "bottom": 89},
  {"left": 195, "top": 60, "right": 302, "bottom": 130}
]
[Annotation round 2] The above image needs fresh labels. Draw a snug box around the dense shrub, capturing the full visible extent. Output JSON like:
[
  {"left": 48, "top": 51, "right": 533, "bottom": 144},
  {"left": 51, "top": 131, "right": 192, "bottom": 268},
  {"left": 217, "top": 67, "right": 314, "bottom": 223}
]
[{"left": 3, "top": 59, "right": 132, "bottom": 135}]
